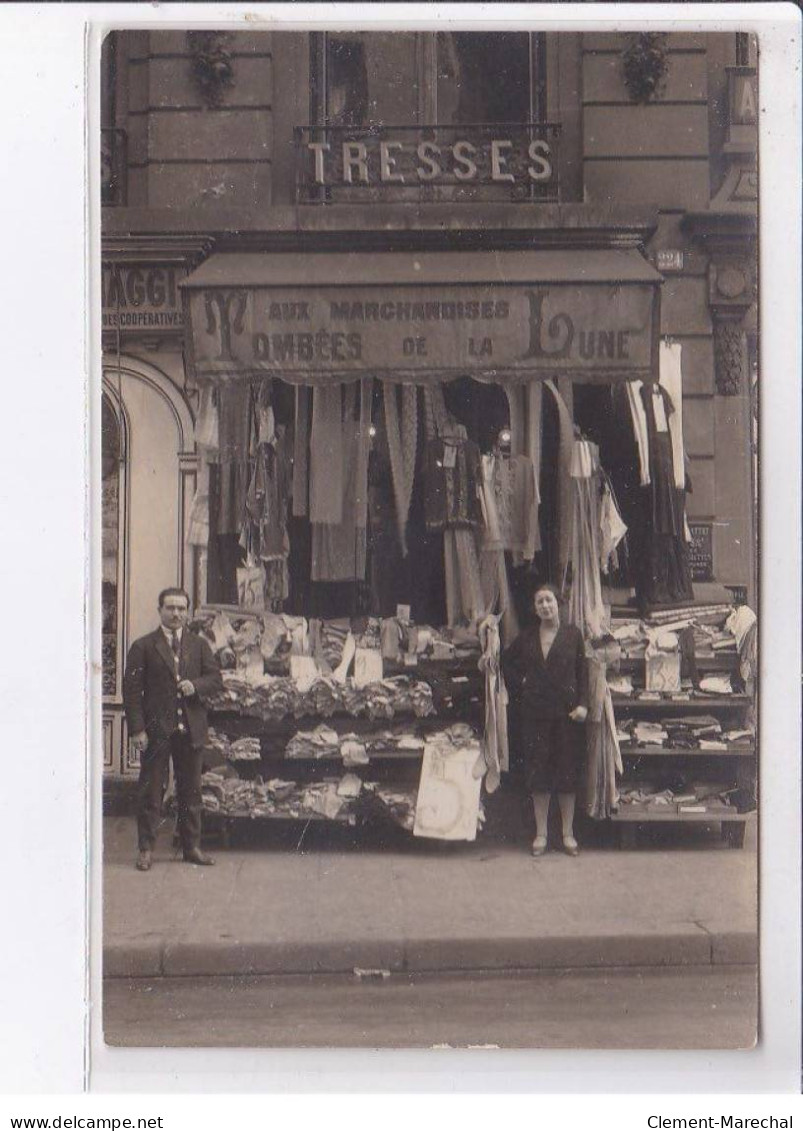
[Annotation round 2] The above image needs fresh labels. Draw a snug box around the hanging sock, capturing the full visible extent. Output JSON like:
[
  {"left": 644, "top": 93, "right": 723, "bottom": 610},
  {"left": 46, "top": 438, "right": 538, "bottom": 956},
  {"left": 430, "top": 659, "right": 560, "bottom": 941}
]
[{"left": 383, "top": 382, "right": 418, "bottom": 556}]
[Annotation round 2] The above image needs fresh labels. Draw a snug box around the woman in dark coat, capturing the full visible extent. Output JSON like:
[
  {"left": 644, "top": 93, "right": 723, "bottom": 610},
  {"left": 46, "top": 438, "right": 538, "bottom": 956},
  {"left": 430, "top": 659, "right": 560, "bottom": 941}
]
[{"left": 502, "top": 583, "right": 588, "bottom": 857}]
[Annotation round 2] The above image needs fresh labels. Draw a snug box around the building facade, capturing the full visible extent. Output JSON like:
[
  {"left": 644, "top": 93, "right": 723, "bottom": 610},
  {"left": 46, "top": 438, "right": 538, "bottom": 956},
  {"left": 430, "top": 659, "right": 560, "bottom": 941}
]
[{"left": 101, "top": 28, "right": 758, "bottom": 778}]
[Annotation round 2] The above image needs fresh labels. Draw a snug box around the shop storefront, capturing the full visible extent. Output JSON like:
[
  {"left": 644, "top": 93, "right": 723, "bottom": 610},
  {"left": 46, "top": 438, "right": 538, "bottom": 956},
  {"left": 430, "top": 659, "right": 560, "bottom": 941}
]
[
  {"left": 101, "top": 28, "right": 758, "bottom": 844},
  {"left": 161, "top": 246, "right": 755, "bottom": 845}
]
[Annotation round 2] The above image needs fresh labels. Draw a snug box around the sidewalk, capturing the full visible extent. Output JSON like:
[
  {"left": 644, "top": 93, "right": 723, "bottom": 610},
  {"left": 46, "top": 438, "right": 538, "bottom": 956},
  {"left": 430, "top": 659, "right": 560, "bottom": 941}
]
[{"left": 103, "top": 807, "right": 758, "bottom": 979}]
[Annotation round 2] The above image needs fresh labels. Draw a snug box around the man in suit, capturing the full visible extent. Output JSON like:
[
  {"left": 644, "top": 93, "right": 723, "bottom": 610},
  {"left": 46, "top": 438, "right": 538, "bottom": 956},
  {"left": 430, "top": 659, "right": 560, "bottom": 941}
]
[{"left": 123, "top": 587, "right": 222, "bottom": 871}]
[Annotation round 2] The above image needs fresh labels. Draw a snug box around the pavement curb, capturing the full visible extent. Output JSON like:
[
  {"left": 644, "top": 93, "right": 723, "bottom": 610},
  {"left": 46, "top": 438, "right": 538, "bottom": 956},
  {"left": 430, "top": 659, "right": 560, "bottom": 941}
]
[{"left": 104, "top": 927, "right": 757, "bottom": 979}]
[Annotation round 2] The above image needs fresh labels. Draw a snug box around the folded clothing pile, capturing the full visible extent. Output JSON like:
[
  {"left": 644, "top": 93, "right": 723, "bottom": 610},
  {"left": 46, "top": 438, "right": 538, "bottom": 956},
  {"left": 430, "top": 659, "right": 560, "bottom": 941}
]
[
  {"left": 618, "top": 778, "right": 736, "bottom": 813},
  {"left": 206, "top": 671, "right": 436, "bottom": 722},
  {"left": 229, "top": 736, "right": 262, "bottom": 761},
  {"left": 200, "top": 770, "right": 361, "bottom": 821},
  {"left": 285, "top": 725, "right": 340, "bottom": 760}
]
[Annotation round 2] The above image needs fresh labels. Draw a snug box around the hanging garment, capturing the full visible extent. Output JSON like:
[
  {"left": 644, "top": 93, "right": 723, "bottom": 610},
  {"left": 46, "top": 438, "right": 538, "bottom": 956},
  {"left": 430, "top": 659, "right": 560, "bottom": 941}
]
[
  {"left": 626, "top": 343, "right": 686, "bottom": 490},
  {"left": 383, "top": 382, "right": 418, "bottom": 555},
  {"left": 478, "top": 613, "right": 510, "bottom": 794},
  {"left": 443, "top": 529, "right": 485, "bottom": 626},
  {"left": 585, "top": 651, "right": 623, "bottom": 820},
  {"left": 544, "top": 380, "right": 575, "bottom": 582},
  {"left": 626, "top": 381, "right": 651, "bottom": 487},
  {"left": 354, "top": 377, "right": 373, "bottom": 529},
  {"left": 423, "top": 432, "right": 483, "bottom": 531},
  {"left": 477, "top": 452, "right": 520, "bottom": 646},
  {"left": 479, "top": 453, "right": 539, "bottom": 560},
  {"left": 187, "top": 457, "right": 210, "bottom": 548},
  {"left": 598, "top": 479, "right": 628, "bottom": 573},
  {"left": 213, "top": 380, "right": 252, "bottom": 535},
  {"left": 567, "top": 440, "right": 607, "bottom": 640},
  {"left": 309, "top": 384, "right": 344, "bottom": 524},
  {"left": 195, "top": 384, "right": 220, "bottom": 452},
  {"left": 292, "top": 385, "right": 311, "bottom": 517},
  {"left": 242, "top": 426, "right": 292, "bottom": 563},
  {"left": 505, "top": 384, "right": 526, "bottom": 459},
  {"left": 638, "top": 382, "right": 694, "bottom": 606},
  {"left": 526, "top": 380, "right": 542, "bottom": 507},
  {"left": 312, "top": 388, "right": 367, "bottom": 582},
  {"left": 478, "top": 548, "right": 519, "bottom": 648}
]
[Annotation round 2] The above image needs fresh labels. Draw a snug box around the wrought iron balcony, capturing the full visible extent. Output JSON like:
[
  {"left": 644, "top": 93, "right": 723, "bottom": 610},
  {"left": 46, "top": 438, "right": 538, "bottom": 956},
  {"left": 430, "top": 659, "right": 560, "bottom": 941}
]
[
  {"left": 101, "top": 128, "right": 128, "bottom": 206},
  {"left": 295, "top": 122, "right": 561, "bottom": 205}
]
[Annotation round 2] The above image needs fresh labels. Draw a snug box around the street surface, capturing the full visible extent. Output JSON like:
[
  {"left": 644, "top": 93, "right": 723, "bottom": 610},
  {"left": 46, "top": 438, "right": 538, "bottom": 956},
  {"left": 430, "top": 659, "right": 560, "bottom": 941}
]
[{"left": 103, "top": 966, "right": 756, "bottom": 1049}]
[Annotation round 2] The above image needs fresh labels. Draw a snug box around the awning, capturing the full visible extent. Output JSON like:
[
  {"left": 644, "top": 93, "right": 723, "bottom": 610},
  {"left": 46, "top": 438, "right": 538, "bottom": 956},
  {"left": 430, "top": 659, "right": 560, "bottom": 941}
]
[{"left": 182, "top": 249, "right": 661, "bottom": 385}]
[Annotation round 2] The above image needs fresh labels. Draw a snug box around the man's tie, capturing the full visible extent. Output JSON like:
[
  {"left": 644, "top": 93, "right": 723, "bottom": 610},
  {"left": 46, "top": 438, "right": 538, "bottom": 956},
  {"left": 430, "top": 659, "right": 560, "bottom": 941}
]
[{"left": 171, "top": 631, "right": 180, "bottom": 668}]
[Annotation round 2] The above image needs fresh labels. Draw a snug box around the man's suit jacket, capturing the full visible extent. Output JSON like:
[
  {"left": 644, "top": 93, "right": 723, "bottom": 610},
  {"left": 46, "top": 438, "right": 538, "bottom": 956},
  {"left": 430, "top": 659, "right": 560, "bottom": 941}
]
[
  {"left": 502, "top": 622, "right": 588, "bottom": 721},
  {"left": 123, "top": 628, "right": 222, "bottom": 749}
]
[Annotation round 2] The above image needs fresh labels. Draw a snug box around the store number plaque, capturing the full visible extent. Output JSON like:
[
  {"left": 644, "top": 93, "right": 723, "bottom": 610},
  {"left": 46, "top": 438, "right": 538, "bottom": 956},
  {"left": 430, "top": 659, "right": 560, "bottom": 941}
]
[{"left": 688, "top": 522, "right": 714, "bottom": 582}]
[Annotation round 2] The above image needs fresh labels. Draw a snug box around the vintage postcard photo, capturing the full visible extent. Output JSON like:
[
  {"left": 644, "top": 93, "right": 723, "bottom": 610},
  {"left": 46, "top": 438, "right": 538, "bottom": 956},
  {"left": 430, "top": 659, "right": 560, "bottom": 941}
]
[{"left": 100, "top": 23, "right": 760, "bottom": 1051}]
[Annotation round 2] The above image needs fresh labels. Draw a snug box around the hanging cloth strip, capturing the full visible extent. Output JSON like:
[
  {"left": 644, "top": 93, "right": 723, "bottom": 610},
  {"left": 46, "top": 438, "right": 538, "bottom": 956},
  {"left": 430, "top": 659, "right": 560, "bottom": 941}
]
[
  {"left": 504, "top": 384, "right": 540, "bottom": 562},
  {"left": 526, "top": 380, "right": 542, "bottom": 508},
  {"left": 585, "top": 649, "right": 623, "bottom": 820},
  {"left": 626, "top": 341, "right": 687, "bottom": 490},
  {"left": 292, "top": 384, "right": 311, "bottom": 517},
  {"left": 188, "top": 384, "right": 219, "bottom": 548},
  {"left": 598, "top": 478, "right": 628, "bottom": 573},
  {"left": 311, "top": 385, "right": 367, "bottom": 581},
  {"left": 309, "top": 384, "right": 344, "bottom": 524},
  {"left": 383, "top": 382, "right": 418, "bottom": 556},
  {"left": 544, "top": 379, "right": 575, "bottom": 582},
  {"left": 213, "top": 380, "right": 252, "bottom": 536},
  {"left": 354, "top": 377, "right": 373, "bottom": 529},
  {"left": 566, "top": 439, "right": 607, "bottom": 640},
  {"left": 478, "top": 612, "right": 510, "bottom": 794},
  {"left": 659, "top": 340, "right": 686, "bottom": 490}
]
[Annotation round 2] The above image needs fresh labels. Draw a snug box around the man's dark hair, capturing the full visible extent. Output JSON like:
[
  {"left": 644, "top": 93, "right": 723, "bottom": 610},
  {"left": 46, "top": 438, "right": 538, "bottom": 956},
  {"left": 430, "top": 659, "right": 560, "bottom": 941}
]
[{"left": 158, "top": 587, "right": 190, "bottom": 609}]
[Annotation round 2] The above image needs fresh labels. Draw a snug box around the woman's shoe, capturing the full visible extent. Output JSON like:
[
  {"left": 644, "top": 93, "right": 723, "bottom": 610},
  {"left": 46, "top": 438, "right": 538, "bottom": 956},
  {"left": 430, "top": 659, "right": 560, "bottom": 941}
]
[
  {"left": 562, "top": 836, "right": 580, "bottom": 858},
  {"left": 531, "top": 836, "right": 547, "bottom": 857}
]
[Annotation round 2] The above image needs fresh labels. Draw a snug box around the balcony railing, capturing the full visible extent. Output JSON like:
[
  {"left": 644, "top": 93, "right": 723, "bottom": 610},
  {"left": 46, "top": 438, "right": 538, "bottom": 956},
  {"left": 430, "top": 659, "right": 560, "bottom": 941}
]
[
  {"left": 101, "top": 128, "right": 128, "bottom": 206},
  {"left": 295, "top": 122, "right": 561, "bottom": 205}
]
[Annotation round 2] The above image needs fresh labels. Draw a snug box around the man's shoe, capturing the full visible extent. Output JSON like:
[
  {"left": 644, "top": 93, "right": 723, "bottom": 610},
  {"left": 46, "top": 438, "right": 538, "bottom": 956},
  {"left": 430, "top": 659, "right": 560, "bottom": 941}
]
[
  {"left": 136, "top": 850, "right": 152, "bottom": 872},
  {"left": 183, "top": 848, "right": 215, "bottom": 866}
]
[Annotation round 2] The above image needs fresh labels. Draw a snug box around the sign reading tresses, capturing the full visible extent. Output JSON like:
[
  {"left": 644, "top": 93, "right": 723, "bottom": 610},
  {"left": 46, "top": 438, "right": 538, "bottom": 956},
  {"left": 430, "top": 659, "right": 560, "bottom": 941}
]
[{"left": 186, "top": 282, "right": 657, "bottom": 380}]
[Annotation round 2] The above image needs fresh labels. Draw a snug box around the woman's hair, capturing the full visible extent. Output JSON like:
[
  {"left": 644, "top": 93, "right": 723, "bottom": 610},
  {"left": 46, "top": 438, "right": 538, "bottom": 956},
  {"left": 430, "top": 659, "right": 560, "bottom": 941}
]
[{"left": 531, "top": 581, "right": 561, "bottom": 603}]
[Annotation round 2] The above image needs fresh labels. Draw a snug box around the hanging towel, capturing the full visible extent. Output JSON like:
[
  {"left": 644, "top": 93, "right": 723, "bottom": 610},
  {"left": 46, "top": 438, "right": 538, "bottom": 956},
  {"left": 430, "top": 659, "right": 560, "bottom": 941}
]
[
  {"left": 292, "top": 385, "right": 311, "bottom": 517},
  {"left": 309, "top": 384, "right": 343, "bottom": 524},
  {"left": 660, "top": 340, "right": 686, "bottom": 490},
  {"left": 383, "top": 382, "right": 418, "bottom": 555}
]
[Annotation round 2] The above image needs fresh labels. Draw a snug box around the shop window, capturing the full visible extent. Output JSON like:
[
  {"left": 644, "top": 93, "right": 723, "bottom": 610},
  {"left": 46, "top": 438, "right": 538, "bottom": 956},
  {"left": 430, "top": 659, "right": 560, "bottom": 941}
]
[
  {"left": 304, "top": 31, "right": 552, "bottom": 203},
  {"left": 315, "top": 32, "right": 421, "bottom": 127},
  {"left": 312, "top": 31, "right": 546, "bottom": 127},
  {"left": 436, "top": 32, "right": 546, "bottom": 124},
  {"left": 102, "top": 394, "right": 123, "bottom": 697}
]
